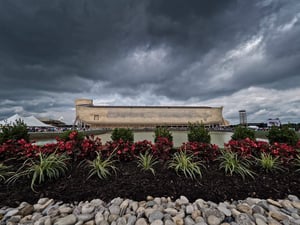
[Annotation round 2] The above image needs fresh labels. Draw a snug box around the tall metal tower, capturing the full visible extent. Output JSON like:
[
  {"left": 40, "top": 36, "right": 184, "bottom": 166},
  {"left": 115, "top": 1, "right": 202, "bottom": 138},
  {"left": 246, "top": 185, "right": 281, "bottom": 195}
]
[{"left": 239, "top": 110, "right": 247, "bottom": 126}]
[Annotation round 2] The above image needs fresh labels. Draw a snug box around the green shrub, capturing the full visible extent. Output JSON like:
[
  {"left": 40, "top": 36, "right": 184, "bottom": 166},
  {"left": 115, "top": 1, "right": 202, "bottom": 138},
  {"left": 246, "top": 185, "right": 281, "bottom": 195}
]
[
  {"left": 111, "top": 128, "right": 134, "bottom": 143},
  {"left": 187, "top": 122, "right": 210, "bottom": 143},
  {"left": 231, "top": 126, "right": 255, "bottom": 141},
  {"left": 0, "top": 119, "right": 29, "bottom": 144},
  {"left": 154, "top": 127, "right": 173, "bottom": 142},
  {"left": 267, "top": 126, "right": 299, "bottom": 146}
]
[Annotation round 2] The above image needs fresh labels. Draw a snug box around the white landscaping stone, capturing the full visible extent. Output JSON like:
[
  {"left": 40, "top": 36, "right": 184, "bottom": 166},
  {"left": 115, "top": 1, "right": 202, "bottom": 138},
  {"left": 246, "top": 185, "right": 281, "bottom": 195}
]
[
  {"left": 54, "top": 214, "right": 77, "bottom": 225},
  {"left": 82, "top": 204, "right": 95, "bottom": 214},
  {"left": 207, "top": 215, "right": 222, "bottom": 225},
  {"left": 150, "top": 219, "right": 163, "bottom": 225},
  {"left": 164, "top": 208, "right": 178, "bottom": 216},
  {"left": 135, "top": 218, "right": 148, "bottom": 225}
]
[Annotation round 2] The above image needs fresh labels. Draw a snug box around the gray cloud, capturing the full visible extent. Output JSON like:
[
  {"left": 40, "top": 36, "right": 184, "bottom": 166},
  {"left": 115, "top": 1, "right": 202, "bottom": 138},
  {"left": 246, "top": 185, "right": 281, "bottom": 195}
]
[{"left": 0, "top": 0, "right": 299, "bottom": 124}]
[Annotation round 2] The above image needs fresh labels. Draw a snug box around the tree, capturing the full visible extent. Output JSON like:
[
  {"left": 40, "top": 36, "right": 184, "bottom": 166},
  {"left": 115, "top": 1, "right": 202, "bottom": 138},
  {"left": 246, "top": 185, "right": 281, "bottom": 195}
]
[
  {"left": 231, "top": 126, "right": 255, "bottom": 141},
  {"left": 154, "top": 127, "right": 173, "bottom": 143},
  {"left": 111, "top": 128, "right": 134, "bottom": 143},
  {"left": 0, "top": 119, "right": 29, "bottom": 144},
  {"left": 267, "top": 126, "right": 299, "bottom": 146}
]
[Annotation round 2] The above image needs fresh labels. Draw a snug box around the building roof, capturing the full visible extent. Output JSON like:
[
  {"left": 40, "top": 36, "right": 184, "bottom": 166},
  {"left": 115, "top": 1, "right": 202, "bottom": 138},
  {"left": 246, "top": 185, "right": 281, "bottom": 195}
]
[{"left": 0, "top": 114, "right": 53, "bottom": 127}]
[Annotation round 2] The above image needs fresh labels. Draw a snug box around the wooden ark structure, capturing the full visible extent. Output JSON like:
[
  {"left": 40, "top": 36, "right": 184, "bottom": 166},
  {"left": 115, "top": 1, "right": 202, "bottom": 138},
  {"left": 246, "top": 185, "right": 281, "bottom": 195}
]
[{"left": 75, "top": 99, "right": 228, "bottom": 129}]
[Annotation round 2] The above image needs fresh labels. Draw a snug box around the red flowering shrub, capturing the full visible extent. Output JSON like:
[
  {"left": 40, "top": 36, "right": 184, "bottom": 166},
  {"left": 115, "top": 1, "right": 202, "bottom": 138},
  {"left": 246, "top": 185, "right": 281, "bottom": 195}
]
[
  {"left": 1, "top": 134, "right": 299, "bottom": 165},
  {"left": 0, "top": 140, "right": 18, "bottom": 160},
  {"left": 224, "top": 138, "right": 297, "bottom": 163},
  {"left": 224, "top": 138, "right": 264, "bottom": 158},
  {"left": 18, "top": 139, "right": 42, "bottom": 158},
  {"left": 80, "top": 136, "right": 102, "bottom": 159},
  {"left": 55, "top": 130, "right": 85, "bottom": 160},
  {"left": 40, "top": 143, "right": 58, "bottom": 155},
  {"left": 103, "top": 140, "right": 134, "bottom": 161},
  {"left": 132, "top": 140, "right": 154, "bottom": 156},
  {"left": 153, "top": 137, "right": 173, "bottom": 161},
  {"left": 269, "top": 142, "right": 297, "bottom": 163},
  {"left": 58, "top": 130, "right": 84, "bottom": 142},
  {"left": 296, "top": 140, "right": 300, "bottom": 150},
  {"left": 179, "top": 142, "right": 220, "bottom": 162}
]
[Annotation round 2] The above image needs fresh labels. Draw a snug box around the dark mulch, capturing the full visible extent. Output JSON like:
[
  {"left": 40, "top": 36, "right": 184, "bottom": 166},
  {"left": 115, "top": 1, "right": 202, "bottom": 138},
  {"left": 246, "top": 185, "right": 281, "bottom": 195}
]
[{"left": 1, "top": 161, "right": 300, "bottom": 207}]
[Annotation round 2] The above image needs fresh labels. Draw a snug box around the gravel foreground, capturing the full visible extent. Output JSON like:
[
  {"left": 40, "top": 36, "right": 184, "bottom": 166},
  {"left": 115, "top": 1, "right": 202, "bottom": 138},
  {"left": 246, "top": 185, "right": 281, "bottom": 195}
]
[{"left": 1, "top": 195, "right": 300, "bottom": 225}]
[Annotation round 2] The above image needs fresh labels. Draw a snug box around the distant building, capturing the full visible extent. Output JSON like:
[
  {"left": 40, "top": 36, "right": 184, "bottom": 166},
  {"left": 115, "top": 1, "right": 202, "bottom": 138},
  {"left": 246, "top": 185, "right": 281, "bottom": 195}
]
[
  {"left": 267, "top": 118, "right": 281, "bottom": 127},
  {"left": 75, "top": 99, "right": 229, "bottom": 129},
  {"left": 38, "top": 117, "right": 67, "bottom": 127},
  {"left": 239, "top": 110, "right": 247, "bottom": 126}
]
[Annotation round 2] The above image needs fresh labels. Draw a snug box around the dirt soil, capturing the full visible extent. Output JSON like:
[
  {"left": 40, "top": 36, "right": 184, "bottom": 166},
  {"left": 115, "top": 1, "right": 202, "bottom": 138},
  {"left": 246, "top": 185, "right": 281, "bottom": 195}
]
[{"left": 1, "top": 161, "right": 300, "bottom": 207}]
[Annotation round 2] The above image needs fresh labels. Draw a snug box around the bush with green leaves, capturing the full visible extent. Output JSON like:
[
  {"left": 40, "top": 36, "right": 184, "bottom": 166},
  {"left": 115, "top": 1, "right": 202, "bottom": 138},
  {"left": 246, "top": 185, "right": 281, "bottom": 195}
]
[
  {"left": 256, "top": 153, "right": 282, "bottom": 172},
  {"left": 218, "top": 150, "right": 255, "bottom": 179},
  {"left": 111, "top": 128, "right": 134, "bottom": 143},
  {"left": 7, "top": 152, "right": 70, "bottom": 191},
  {"left": 231, "top": 126, "right": 255, "bottom": 141},
  {"left": 187, "top": 122, "right": 210, "bottom": 143},
  {"left": 168, "top": 151, "right": 204, "bottom": 179},
  {"left": 267, "top": 126, "right": 299, "bottom": 146},
  {"left": 154, "top": 127, "right": 173, "bottom": 143},
  {"left": 82, "top": 151, "right": 117, "bottom": 179},
  {"left": 136, "top": 151, "right": 159, "bottom": 175},
  {"left": 0, "top": 119, "right": 29, "bottom": 144}
]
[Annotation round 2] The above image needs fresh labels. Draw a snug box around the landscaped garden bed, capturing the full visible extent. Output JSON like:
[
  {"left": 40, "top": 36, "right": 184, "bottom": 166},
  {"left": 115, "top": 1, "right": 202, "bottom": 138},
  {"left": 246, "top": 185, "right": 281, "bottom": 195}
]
[{"left": 1, "top": 127, "right": 300, "bottom": 208}]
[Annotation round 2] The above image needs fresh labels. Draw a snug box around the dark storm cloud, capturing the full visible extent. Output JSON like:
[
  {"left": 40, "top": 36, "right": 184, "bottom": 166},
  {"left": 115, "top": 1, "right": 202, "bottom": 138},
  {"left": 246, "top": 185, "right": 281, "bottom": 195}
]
[{"left": 0, "top": 0, "right": 299, "bottom": 123}]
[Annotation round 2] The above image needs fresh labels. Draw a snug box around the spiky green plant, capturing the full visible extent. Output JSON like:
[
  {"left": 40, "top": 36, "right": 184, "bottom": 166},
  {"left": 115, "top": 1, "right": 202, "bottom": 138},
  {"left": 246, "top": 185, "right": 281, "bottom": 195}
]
[
  {"left": 0, "top": 163, "right": 12, "bottom": 182},
  {"left": 295, "top": 155, "right": 300, "bottom": 172},
  {"left": 136, "top": 152, "right": 159, "bottom": 175},
  {"left": 257, "top": 153, "right": 282, "bottom": 172},
  {"left": 7, "top": 152, "right": 70, "bottom": 191},
  {"left": 168, "top": 151, "right": 204, "bottom": 179},
  {"left": 84, "top": 151, "right": 118, "bottom": 179},
  {"left": 218, "top": 150, "right": 255, "bottom": 179}
]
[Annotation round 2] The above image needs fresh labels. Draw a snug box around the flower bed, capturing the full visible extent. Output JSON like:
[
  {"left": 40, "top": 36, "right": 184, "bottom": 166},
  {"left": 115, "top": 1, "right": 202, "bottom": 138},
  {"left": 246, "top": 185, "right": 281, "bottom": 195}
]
[{"left": 0, "top": 131, "right": 300, "bottom": 207}]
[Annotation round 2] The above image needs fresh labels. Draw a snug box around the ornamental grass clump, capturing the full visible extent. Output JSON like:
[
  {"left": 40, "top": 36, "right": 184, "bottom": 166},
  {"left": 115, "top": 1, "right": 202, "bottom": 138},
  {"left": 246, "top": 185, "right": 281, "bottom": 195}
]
[
  {"left": 218, "top": 150, "right": 255, "bottom": 179},
  {"left": 0, "top": 163, "right": 12, "bottom": 182},
  {"left": 136, "top": 151, "right": 159, "bottom": 175},
  {"left": 256, "top": 153, "right": 283, "bottom": 172},
  {"left": 295, "top": 155, "right": 300, "bottom": 172},
  {"left": 168, "top": 151, "right": 204, "bottom": 179},
  {"left": 7, "top": 152, "right": 70, "bottom": 191},
  {"left": 83, "top": 151, "right": 117, "bottom": 180}
]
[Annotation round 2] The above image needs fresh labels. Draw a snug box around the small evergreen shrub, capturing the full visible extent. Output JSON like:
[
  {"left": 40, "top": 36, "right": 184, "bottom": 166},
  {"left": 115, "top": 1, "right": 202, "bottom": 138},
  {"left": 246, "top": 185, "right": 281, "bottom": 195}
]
[
  {"left": 0, "top": 119, "right": 29, "bottom": 144},
  {"left": 111, "top": 128, "right": 134, "bottom": 143},
  {"left": 154, "top": 127, "right": 173, "bottom": 142},
  {"left": 267, "top": 126, "right": 299, "bottom": 146},
  {"left": 187, "top": 122, "right": 210, "bottom": 144},
  {"left": 231, "top": 126, "right": 255, "bottom": 141}
]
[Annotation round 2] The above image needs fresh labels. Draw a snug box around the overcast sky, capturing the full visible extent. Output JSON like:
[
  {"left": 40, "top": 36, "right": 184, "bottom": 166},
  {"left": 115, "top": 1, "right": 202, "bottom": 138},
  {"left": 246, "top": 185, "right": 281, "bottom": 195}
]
[{"left": 0, "top": 0, "right": 300, "bottom": 125}]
